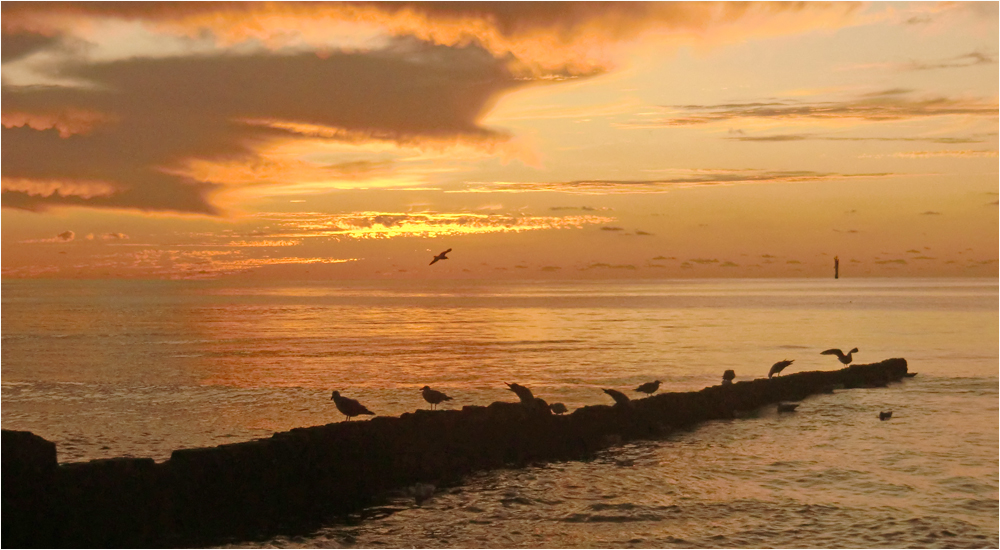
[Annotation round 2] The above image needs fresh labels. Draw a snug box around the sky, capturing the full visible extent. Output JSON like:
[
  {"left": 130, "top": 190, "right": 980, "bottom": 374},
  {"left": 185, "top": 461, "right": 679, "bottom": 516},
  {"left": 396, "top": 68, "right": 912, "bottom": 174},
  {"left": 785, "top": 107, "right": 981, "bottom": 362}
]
[{"left": 2, "top": 1, "right": 997, "bottom": 280}]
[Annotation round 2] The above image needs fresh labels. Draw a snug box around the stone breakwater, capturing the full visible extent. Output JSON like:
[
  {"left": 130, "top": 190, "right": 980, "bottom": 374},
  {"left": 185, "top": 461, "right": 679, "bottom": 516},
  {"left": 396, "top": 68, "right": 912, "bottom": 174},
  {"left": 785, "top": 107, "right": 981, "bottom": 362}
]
[{"left": 3, "top": 359, "right": 908, "bottom": 547}]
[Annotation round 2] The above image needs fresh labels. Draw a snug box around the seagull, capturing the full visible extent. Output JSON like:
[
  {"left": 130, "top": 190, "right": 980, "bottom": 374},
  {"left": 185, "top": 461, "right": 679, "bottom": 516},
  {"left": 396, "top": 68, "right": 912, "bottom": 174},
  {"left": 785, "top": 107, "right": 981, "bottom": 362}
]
[
  {"left": 879, "top": 411, "right": 893, "bottom": 421},
  {"left": 420, "top": 386, "right": 453, "bottom": 410},
  {"left": 408, "top": 482, "right": 436, "bottom": 505},
  {"left": 429, "top": 248, "right": 452, "bottom": 266},
  {"left": 505, "top": 382, "right": 535, "bottom": 404},
  {"left": 634, "top": 380, "right": 661, "bottom": 395},
  {"left": 821, "top": 347, "right": 859, "bottom": 365},
  {"left": 777, "top": 402, "right": 799, "bottom": 413},
  {"left": 549, "top": 402, "right": 568, "bottom": 415},
  {"left": 768, "top": 359, "right": 794, "bottom": 378},
  {"left": 722, "top": 370, "right": 736, "bottom": 384},
  {"left": 603, "top": 388, "right": 631, "bottom": 406},
  {"left": 330, "top": 391, "right": 375, "bottom": 421}
]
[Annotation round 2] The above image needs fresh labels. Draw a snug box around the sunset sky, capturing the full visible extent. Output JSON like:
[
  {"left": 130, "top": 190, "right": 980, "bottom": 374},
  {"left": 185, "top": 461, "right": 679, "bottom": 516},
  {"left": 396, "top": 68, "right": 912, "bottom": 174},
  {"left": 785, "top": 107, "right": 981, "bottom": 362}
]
[{"left": 2, "top": 1, "right": 997, "bottom": 280}]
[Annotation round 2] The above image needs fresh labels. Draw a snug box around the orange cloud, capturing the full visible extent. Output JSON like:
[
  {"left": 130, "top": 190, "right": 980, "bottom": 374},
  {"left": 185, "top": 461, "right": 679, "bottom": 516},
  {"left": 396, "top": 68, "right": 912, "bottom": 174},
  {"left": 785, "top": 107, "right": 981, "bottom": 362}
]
[
  {"left": 2, "top": 177, "right": 119, "bottom": 198},
  {"left": 2, "top": 109, "right": 113, "bottom": 137},
  {"left": 255, "top": 211, "right": 616, "bottom": 239},
  {"left": 641, "top": 89, "right": 998, "bottom": 126},
  {"left": 886, "top": 150, "right": 998, "bottom": 159},
  {"left": 1, "top": 2, "right": 865, "bottom": 77},
  {"left": 458, "top": 170, "right": 898, "bottom": 194}
]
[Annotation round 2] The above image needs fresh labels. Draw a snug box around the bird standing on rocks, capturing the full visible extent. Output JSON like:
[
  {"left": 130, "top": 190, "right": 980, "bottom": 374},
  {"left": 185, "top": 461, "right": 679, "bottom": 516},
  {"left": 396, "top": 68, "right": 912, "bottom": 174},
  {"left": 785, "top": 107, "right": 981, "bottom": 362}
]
[
  {"left": 879, "top": 411, "right": 893, "bottom": 421},
  {"left": 330, "top": 391, "right": 375, "bottom": 421},
  {"left": 777, "top": 403, "right": 799, "bottom": 413},
  {"left": 821, "top": 347, "right": 859, "bottom": 365},
  {"left": 722, "top": 370, "right": 736, "bottom": 385},
  {"left": 603, "top": 388, "right": 631, "bottom": 406},
  {"left": 505, "top": 382, "right": 535, "bottom": 404},
  {"left": 549, "top": 402, "right": 568, "bottom": 415},
  {"left": 768, "top": 359, "right": 794, "bottom": 378},
  {"left": 634, "top": 380, "right": 661, "bottom": 395},
  {"left": 420, "top": 386, "right": 453, "bottom": 410},
  {"left": 429, "top": 248, "right": 452, "bottom": 266}
]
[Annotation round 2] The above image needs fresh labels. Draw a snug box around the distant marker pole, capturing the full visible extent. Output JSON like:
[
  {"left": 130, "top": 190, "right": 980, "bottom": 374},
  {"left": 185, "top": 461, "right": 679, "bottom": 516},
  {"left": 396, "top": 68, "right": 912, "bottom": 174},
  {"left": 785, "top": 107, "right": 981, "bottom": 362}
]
[{"left": 834, "top": 256, "right": 839, "bottom": 279}]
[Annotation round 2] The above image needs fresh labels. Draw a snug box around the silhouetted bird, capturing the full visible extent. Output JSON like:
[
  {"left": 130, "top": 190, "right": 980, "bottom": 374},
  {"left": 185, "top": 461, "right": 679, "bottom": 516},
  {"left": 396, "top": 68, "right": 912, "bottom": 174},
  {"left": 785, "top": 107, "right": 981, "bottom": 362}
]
[
  {"left": 634, "top": 380, "right": 661, "bottom": 395},
  {"left": 408, "top": 482, "right": 436, "bottom": 505},
  {"left": 722, "top": 370, "right": 736, "bottom": 384},
  {"left": 821, "top": 347, "right": 859, "bottom": 365},
  {"left": 603, "top": 388, "right": 631, "bottom": 406},
  {"left": 505, "top": 382, "right": 535, "bottom": 404},
  {"left": 777, "top": 402, "right": 799, "bottom": 413},
  {"left": 768, "top": 359, "right": 794, "bottom": 378},
  {"left": 549, "top": 402, "right": 568, "bottom": 415},
  {"left": 879, "top": 411, "right": 893, "bottom": 421},
  {"left": 429, "top": 248, "right": 452, "bottom": 266},
  {"left": 330, "top": 391, "right": 375, "bottom": 421},
  {"left": 903, "top": 372, "right": 917, "bottom": 378},
  {"left": 420, "top": 386, "right": 453, "bottom": 410}
]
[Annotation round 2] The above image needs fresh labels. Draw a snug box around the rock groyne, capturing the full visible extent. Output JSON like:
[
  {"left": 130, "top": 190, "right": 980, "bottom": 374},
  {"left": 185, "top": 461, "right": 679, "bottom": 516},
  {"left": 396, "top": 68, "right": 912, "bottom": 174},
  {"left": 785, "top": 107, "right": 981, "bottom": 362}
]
[{"left": 3, "top": 359, "right": 908, "bottom": 547}]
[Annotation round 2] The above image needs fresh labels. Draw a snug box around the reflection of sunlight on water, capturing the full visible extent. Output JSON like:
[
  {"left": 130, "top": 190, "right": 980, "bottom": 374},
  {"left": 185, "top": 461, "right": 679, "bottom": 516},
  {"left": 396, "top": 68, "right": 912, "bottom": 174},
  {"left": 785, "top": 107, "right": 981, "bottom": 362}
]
[
  {"left": 221, "top": 376, "right": 998, "bottom": 548},
  {"left": 2, "top": 279, "right": 997, "bottom": 546}
]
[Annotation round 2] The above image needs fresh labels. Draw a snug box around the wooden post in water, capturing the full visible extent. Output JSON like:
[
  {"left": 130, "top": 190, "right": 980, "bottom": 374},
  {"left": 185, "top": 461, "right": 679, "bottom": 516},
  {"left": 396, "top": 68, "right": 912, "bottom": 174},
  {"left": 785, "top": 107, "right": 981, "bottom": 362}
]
[{"left": 834, "top": 256, "right": 839, "bottom": 279}]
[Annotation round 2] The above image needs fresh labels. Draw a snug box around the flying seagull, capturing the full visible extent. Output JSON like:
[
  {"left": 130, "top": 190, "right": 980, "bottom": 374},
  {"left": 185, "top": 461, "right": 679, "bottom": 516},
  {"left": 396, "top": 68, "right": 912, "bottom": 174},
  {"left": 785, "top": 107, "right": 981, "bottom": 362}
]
[
  {"left": 603, "top": 388, "right": 631, "bottom": 406},
  {"left": 429, "top": 248, "right": 452, "bottom": 266},
  {"left": 549, "top": 402, "right": 568, "bottom": 415},
  {"left": 330, "top": 391, "right": 375, "bottom": 421},
  {"left": 879, "top": 411, "right": 893, "bottom": 421},
  {"left": 821, "top": 347, "right": 859, "bottom": 365},
  {"left": 420, "top": 386, "right": 453, "bottom": 410},
  {"left": 722, "top": 370, "right": 736, "bottom": 384},
  {"left": 634, "top": 380, "right": 661, "bottom": 395},
  {"left": 768, "top": 359, "right": 794, "bottom": 378},
  {"left": 505, "top": 382, "right": 535, "bottom": 404}
]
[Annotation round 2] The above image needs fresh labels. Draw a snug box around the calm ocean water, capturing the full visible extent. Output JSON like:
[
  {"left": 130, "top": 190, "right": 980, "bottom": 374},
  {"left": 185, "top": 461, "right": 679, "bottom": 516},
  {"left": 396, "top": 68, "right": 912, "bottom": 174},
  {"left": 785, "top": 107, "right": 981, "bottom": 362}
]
[{"left": 2, "top": 278, "right": 997, "bottom": 548}]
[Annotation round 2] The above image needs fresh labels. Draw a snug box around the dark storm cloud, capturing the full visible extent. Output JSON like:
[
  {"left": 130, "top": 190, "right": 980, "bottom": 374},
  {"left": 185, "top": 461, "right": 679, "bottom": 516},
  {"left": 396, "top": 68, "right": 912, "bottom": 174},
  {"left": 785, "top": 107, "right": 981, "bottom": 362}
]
[{"left": 2, "top": 42, "right": 523, "bottom": 213}]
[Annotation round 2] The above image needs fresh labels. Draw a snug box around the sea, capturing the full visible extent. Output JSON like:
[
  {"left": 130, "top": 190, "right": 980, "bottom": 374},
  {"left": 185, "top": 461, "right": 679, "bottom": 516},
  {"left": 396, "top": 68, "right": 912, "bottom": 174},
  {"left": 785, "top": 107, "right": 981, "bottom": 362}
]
[{"left": 2, "top": 278, "right": 997, "bottom": 548}]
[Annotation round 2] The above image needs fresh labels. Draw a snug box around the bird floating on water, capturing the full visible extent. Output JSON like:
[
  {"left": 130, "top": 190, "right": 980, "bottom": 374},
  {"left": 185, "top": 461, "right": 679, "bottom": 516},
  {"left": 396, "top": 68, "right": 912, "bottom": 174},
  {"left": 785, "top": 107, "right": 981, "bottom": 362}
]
[
  {"left": 429, "top": 248, "right": 452, "bottom": 266},
  {"left": 505, "top": 382, "right": 535, "bottom": 404},
  {"left": 330, "top": 391, "right": 375, "bottom": 421},
  {"left": 549, "top": 402, "right": 568, "bottom": 415},
  {"left": 903, "top": 372, "right": 917, "bottom": 378},
  {"left": 420, "top": 386, "right": 453, "bottom": 410},
  {"left": 603, "top": 388, "right": 631, "bottom": 406},
  {"left": 634, "top": 380, "right": 661, "bottom": 395},
  {"left": 768, "top": 359, "right": 794, "bottom": 378},
  {"left": 821, "top": 347, "right": 859, "bottom": 365},
  {"left": 408, "top": 482, "right": 436, "bottom": 505},
  {"left": 879, "top": 411, "right": 893, "bottom": 421},
  {"left": 722, "top": 370, "right": 736, "bottom": 385},
  {"left": 777, "top": 403, "right": 799, "bottom": 413}
]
